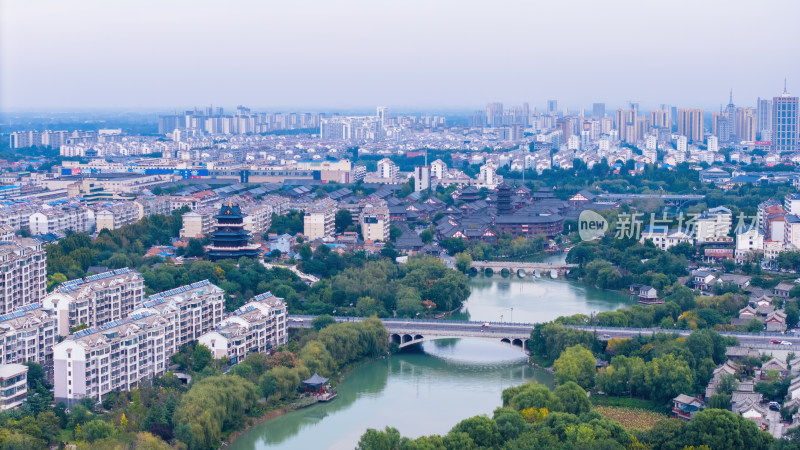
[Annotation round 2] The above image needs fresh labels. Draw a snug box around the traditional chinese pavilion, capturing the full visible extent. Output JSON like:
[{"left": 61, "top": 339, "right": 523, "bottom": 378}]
[
  {"left": 303, "top": 372, "right": 336, "bottom": 401},
  {"left": 206, "top": 203, "right": 261, "bottom": 261}
]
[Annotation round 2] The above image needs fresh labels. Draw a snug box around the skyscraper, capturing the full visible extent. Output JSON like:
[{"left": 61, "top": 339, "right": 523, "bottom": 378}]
[
  {"left": 547, "top": 100, "right": 558, "bottom": 115},
  {"left": 772, "top": 84, "right": 799, "bottom": 152},
  {"left": 486, "top": 102, "right": 503, "bottom": 127},
  {"left": 677, "top": 108, "right": 704, "bottom": 142},
  {"left": 757, "top": 97, "right": 772, "bottom": 138},
  {"left": 377, "top": 106, "right": 389, "bottom": 127},
  {"left": 592, "top": 103, "right": 605, "bottom": 119}
]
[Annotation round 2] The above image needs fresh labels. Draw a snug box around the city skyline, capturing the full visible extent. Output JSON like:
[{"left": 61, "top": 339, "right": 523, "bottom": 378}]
[{"left": 2, "top": 0, "right": 799, "bottom": 111}]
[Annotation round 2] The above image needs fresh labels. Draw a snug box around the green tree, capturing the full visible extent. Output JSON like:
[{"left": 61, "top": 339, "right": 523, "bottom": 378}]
[
  {"left": 335, "top": 210, "right": 353, "bottom": 234},
  {"left": 553, "top": 344, "right": 596, "bottom": 389},
  {"left": 492, "top": 407, "right": 526, "bottom": 441},
  {"left": 185, "top": 238, "right": 206, "bottom": 257},
  {"left": 357, "top": 426, "right": 401, "bottom": 450},
  {"left": 83, "top": 419, "right": 116, "bottom": 442},
  {"left": 717, "top": 373, "right": 739, "bottom": 395},
  {"left": 312, "top": 314, "right": 336, "bottom": 331},
  {"left": 455, "top": 252, "right": 472, "bottom": 273},
  {"left": 707, "top": 393, "right": 731, "bottom": 409},
  {"left": 192, "top": 344, "right": 213, "bottom": 372},
  {"left": 450, "top": 416, "right": 501, "bottom": 448},
  {"left": 645, "top": 354, "right": 694, "bottom": 402},
  {"left": 554, "top": 382, "right": 592, "bottom": 416},
  {"left": 682, "top": 408, "right": 774, "bottom": 449}
]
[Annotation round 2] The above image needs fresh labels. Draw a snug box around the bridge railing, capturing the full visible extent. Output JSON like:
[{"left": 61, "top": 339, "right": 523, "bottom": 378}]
[
  {"left": 567, "top": 325, "right": 794, "bottom": 338},
  {"left": 288, "top": 315, "right": 535, "bottom": 328}
]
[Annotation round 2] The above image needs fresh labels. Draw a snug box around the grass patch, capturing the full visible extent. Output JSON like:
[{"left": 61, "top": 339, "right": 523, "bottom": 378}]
[
  {"left": 590, "top": 394, "right": 666, "bottom": 413},
  {"left": 594, "top": 405, "right": 667, "bottom": 432}
]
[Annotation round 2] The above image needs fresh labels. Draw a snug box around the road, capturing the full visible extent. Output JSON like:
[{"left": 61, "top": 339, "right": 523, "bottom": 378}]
[{"left": 568, "top": 325, "right": 800, "bottom": 350}]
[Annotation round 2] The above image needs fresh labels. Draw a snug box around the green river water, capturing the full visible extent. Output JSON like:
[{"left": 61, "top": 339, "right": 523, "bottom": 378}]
[{"left": 230, "top": 274, "right": 631, "bottom": 450}]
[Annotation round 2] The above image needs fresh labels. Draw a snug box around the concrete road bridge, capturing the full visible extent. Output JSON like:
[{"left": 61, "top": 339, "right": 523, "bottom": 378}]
[
  {"left": 287, "top": 316, "right": 800, "bottom": 356},
  {"left": 288, "top": 315, "right": 534, "bottom": 354},
  {"left": 469, "top": 261, "right": 578, "bottom": 277}
]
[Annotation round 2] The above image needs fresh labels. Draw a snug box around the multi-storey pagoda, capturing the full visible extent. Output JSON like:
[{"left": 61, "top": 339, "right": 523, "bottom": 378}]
[{"left": 206, "top": 203, "right": 261, "bottom": 261}]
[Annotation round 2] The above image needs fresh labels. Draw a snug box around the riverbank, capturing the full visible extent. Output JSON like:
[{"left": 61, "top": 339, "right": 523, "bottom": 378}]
[{"left": 225, "top": 354, "right": 389, "bottom": 447}]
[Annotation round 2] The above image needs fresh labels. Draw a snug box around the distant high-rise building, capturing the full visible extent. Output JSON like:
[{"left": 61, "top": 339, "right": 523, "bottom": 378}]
[
  {"left": 547, "top": 100, "right": 558, "bottom": 115},
  {"left": 377, "top": 106, "right": 389, "bottom": 127},
  {"left": 414, "top": 166, "right": 431, "bottom": 192},
  {"left": 772, "top": 84, "right": 799, "bottom": 152},
  {"left": 757, "top": 97, "right": 772, "bottom": 139},
  {"left": 670, "top": 107, "right": 678, "bottom": 132},
  {"left": 650, "top": 108, "right": 671, "bottom": 130},
  {"left": 736, "top": 108, "right": 757, "bottom": 142},
  {"left": 592, "top": 103, "right": 605, "bottom": 119},
  {"left": 677, "top": 108, "right": 704, "bottom": 142},
  {"left": 486, "top": 102, "right": 503, "bottom": 127},
  {"left": 724, "top": 90, "right": 737, "bottom": 140}
]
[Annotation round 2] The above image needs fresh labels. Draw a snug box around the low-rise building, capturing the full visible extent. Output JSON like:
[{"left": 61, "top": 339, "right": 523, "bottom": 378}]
[
  {"left": 0, "top": 364, "right": 28, "bottom": 411},
  {"left": 304, "top": 198, "right": 337, "bottom": 240},
  {"left": 694, "top": 207, "right": 732, "bottom": 243},
  {"left": 360, "top": 199, "right": 390, "bottom": 242},
  {"left": 29, "top": 205, "right": 94, "bottom": 236},
  {"left": 640, "top": 226, "right": 694, "bottom": 251},
  {"left": 94, "top": 201, "right": 141, "bottom": 231}
]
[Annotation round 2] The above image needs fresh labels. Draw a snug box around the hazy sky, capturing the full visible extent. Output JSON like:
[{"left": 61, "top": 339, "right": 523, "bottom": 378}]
[{"left": 2, "top": 0, "right": 799, "bottom": 112}]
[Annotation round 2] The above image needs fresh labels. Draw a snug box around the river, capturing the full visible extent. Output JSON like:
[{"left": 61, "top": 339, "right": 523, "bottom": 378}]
[{"left": 230, "top": 274, "right": 631, "bottom": 450}]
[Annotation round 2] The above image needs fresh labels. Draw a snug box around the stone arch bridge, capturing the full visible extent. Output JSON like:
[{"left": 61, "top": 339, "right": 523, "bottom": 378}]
[{"left": 469, "top": 261, "right": 578, "bottom": 278}]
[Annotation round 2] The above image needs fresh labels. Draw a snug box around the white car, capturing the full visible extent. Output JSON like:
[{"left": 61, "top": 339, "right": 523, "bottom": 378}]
[{"left": 781, "top": 341, "right": 793, "bottom": 346}]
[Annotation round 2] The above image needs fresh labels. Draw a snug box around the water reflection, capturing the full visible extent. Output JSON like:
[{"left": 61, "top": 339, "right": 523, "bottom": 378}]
[{"left": 231, "top": 339, "right": 550, "bottom": 450}]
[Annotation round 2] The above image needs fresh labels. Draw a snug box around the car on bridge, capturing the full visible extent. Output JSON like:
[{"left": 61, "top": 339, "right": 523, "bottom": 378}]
[
  {"left": 770, "top": 339, "right": 781, "bottom": 344},
  {"left": 781, "top": 341, "right": 793, "bottom": 346},
  {"left": 482, "top": 322, "right": 490, "bottom": 327}
]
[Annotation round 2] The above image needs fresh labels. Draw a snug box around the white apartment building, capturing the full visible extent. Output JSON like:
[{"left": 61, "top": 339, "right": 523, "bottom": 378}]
[
  {"left": 199, "top": 291, "right": 288, "bottom": 364},
  {"left": 0, "top": 364, "right": 29, "bottom": 411},
  {"left": 43, "top": 268, "right": 145, "bottom": 335},
  {"left": 264, "top": 195, "right": 290, "bottom": 216},
  {"left": 479, "top": 164, "right": 497, "bottom": 187},
  {"left": 707, "top": 135, "right": 719, "bottom": 153},
  {"left": 94, "top": 201, "right": 140, "bottom": 231},
  {"left": 360, "top": 199, "right": 390, "bottom": 242},
  {"left": 28, "top": 205, "right": 94, "bottom": 235},
  {"left": 133, "top": 279, "right": 225, "bottom": 352},
  {"left": 0, "top": 226, "right": 13, "bottom": 242},
  {"left": 243, "top": 204, "right": 273, "bottom": 238},
  {"left": 694, "top": 207, "right": 733, "bottom": 243},
  {"left": 377, "top": 158, "right": 398, "bottom": 179},
  {"left": 784, "top": 194, "right": 800, "bottom": 216},
  {"left": 677, "top": 135, "right": 688, "bottom": 152},
  {"left": 53, "top": 312, "right": 173, "bottom": 407},
  {"left": 0, "top": 303, "right": 58, "bottom": 366},
  {"left": 640, "top": 226, "right": 695, "bottom": 250},
  {"left": 180, "top": 207, "right": 217, "bottom": 238},
  {"left": 0, "top": 204, "right": 38, "bottom": 231},
  {"left": 735, "top": 228, "right": 765, "bottom": 263},
  {"left": 133, "top": 196, "right": 171, "bottom": 220},
  {"left": 785, "top": 215, "right": 800, "bottom": 248},
  {"left": 304, "top": 198, "right": 337, "bottom": 240},
  {"left": 430, "top": 159, "right": 447, "bottom": 180},
  {"left": 0, "top": 238, "right": 46, "bottom": 315}
]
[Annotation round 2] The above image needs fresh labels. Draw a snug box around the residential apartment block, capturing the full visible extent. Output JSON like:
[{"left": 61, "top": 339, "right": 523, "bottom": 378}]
[
  {"left": 180, "top": 207, "right": 217, "bottom": 238},
  {"left": 0, "top": 364, "right": 29, "bottom": 411},
  {"left": 199, "top": 291, "right": 288, "bottom": 364},
  {"left": 94, "top": 201, "right": 140, "bottom": 231},
  {"left": 694, "top": 207, "right": 733, "bottom": 243},
  {"left": 0, "top": 238, "right": 47, "bottom": 314},
  {"left": 360, "top": 199, "right": 390, "bottom": 242},
  {"left": 43, "top": 268, "right": 145, "bottom": 335},
  {"left": 28, "top": 205, "right": 94, "bottom": 235},
  {"left": 304, "top": 198, "right": 337, "bottom": 240},
  {"left": 133, "top": 279, "right": 225, "bottom": 351},
  {"left": 0, "top": 303, "right": 57, "bottom": 366}
]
